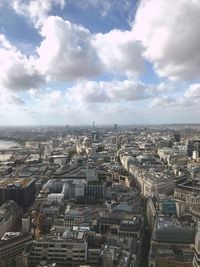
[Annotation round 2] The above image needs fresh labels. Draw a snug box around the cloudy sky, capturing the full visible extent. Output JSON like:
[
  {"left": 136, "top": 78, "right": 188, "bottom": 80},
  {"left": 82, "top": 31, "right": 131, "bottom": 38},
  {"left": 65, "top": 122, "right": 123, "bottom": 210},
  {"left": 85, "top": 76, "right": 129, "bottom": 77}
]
[{"left": 0, "top": 0, "right": 200, "bottom": 125}]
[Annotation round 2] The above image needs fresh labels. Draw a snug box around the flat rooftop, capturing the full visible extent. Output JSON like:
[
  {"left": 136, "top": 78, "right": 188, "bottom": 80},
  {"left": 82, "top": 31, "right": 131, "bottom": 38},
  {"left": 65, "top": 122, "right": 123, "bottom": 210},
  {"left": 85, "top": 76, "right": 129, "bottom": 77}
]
[{"left": 0, "top": 177, "right": 34, "bottom": 188}]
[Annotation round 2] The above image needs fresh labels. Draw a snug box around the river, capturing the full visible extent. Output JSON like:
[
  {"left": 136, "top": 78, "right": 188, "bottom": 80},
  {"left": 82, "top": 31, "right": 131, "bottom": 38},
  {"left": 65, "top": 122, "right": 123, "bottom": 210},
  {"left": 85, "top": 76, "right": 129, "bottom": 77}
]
[
  {"left": 0, "top": 140, "right": 19, "bottom": 149},
  {"left": 0, "top": 140, "right": 19, "bottom": 161}
]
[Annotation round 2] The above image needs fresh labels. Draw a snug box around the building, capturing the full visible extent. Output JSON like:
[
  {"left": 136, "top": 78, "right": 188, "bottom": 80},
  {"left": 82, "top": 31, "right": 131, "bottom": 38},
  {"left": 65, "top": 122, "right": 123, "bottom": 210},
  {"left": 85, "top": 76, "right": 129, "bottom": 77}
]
[
  {"left": 129, "top": 164, "right": 176, "bottom": 197},
  {"left": 102, "top": 246, "right": 121, "bottom": 267},
  {"left": 87, "top": 248, "right": 101, "bottom": 266},
  {"left": 0, "top": 178, "right": 36, "bottom": 211},
  {"left": 120, "top": 153, "right": 187, "bottom": 197},
  {"left": 153, "top": 248, "right": 194, "bottom": 267},
  {"left": 0, "top": 200, "right": 22, "bottom": 237},
  {"left": 146, "top": 197, "right": 158, "bottom": 232},
  {"left": 193, "top": 225, "right": 200, "bottom": 267},
  {"left": 51, "top": 155, "right": 68, "bottom": 166},
  {"left": 174, "top": 179, "right": 200, "bottom": 219},
  {"left": 160, "top": 199, "right": 176, "bottom": 216},
  {"left": 64, "top": 207, "right": 97, "bottom": 227},
  {"left": 149, "top": 216, "right": 195, "bottom": 267},
  {"left": 0, "top": 232, "right": 32, "bottom": 267},
  {"left": 22, "top": 214, "right": 31, "bottom": 233},
  {"left": 98, "top": 213, "right": 142, "bottom": 239},
  {"left": 25, "top": 229, "right": 88, "bottom": 267},
  {"left": 174, "top": 133, "right": 181, "bottom": 142},
  {"left": 186, "top": 140, "right": 200, "bottom": 157},
  {"left": 84, "top": 181, "right": 106, "bottom": 199}
]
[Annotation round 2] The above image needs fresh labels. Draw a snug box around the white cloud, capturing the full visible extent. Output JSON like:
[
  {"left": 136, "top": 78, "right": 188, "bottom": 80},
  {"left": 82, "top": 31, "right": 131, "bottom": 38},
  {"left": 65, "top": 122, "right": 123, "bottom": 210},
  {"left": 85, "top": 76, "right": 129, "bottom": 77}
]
[
  {"left": 0, "top": 17, "right": 145, "bottom": 95},
  {"left": 0, "top": 34, "right": 45, "bottom": 91},
  {"left": 66, "top": 81, "right": 110, "bottom": 104},
  {"left": 1, "top": 0, "right": 200, "bottom": 125},
  {"left": 133, "top": 0, "right": 200, "bottom": 80},
  {"left": 36, "top": 16, "right": 103, "bottom": 81},
  {"left": 184, "top": 83, "right": 200, "bottom": 98},
  {"left": 93, "top": 29, "right": 144, "bottom": 77},
  {"left": 150, "top": 83, "right": 200, "bottom": 112},
  {"left": 28, "top": 88, "right": 63, "bottom": 108},
  {"left": 9, "top": 0, "right": 65, "bottom": 27},
  {"left": 40, "top": 90, "right": 63, "bottom": 106},
  {"left": 66, "top": 79, "right": 163, "bottom": 104},
  {"left": 0, "top": 13, "right": 145, "bottom": 83},
  {"left": 0, "top": 87, "right": 25, "bottom": 112},
  {"left": 0, "top": 34, "right": 14, "bottom": 50},
  {"left": 151, "top": 96, "right": 175, "bottom": 108}
]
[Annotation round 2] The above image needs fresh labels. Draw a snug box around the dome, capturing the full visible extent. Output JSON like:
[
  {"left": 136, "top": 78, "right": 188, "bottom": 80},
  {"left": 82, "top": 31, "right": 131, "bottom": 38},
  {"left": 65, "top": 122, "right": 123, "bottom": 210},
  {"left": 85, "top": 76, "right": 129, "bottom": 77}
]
[
  {"left": 83, "top": 136, "right": 92, "bottom": 145},
  {"left": 83, "top": 137, "right": 90, "bottom": 142}
]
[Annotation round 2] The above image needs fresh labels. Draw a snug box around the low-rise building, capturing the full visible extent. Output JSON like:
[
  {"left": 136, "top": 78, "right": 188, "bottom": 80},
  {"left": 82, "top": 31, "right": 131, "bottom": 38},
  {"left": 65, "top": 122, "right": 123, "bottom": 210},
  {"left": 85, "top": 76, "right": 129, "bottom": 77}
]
[
  {"left": 98, "top": 213, "right": 142, "bottom": 239},
  {"left": 25, "top": 229, "right": 88, "bottom": 267}
]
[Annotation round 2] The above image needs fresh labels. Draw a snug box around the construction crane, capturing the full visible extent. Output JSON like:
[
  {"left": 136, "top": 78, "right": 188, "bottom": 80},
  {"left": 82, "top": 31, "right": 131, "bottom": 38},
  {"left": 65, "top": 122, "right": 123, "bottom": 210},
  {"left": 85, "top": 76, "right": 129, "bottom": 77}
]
[{"left": 32, "top": 199, "right": 46, "bottom": 239}]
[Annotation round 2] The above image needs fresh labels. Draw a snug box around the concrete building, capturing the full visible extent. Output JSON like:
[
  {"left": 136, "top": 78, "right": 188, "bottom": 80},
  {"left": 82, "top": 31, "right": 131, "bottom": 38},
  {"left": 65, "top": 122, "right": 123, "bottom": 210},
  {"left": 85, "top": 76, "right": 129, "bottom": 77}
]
[
  {"left": 129, "top": 164, "right": 176, "bottom": 197},
  {"left": 86, "top": 168, "right": 98, "bottom": 182},
  {"left": 64, "top": 207, "right": 96, "bottom": 227},
  {"left": 174, "top": 180, "right": 200, "bottom": 219},
  {"left": 152, "top": 248, "right": 194, "bottom": 267},
  {"left": 0, "top": 178, "right": 36, "bottom": 211},
  {"left": 0, "top": 200, "right": 22, "bottom": 237},
  {"left": 102, "top": 246, "right": 121, "bottom": 267},
  {"left": 25, "top": 229, "right": 88, "bottom": 267},
  {"left": 149, "top": 216, "right": 195, "bottom": 267},
  {"left": 120, "top": 153, "right": 187, "bottom": 197},
  {"left": 98, "top": 213, "right": 142, "bottom": 239},
  {"left": 186, "top": 140, "right": 200, "bottom": 157},
  {"left": 84, "top": 181, "right": 106, "bottom": 199},
  {"left": 47, "top": 193, "right": 64, "bottom": 204},
  {"left": 74, "top": 180, "right": 86, "bottom": 198},
  {"left": 0, "top": 232, "right": 32, "bottom": 267},
  {"left": 146, "top": 197, "right": 158, "bottom": 232},
  {"left": 193, "top": 151, "right": 199, "bottom": 161},
  {"left": 51, "top": 155, "right": 68, "bottom": 166},
  {"left": 22, "top": 214, "right": 31, "bottom": 233},
  {"left": 193, "top": 225, "right": 200, "bottom": 267}
]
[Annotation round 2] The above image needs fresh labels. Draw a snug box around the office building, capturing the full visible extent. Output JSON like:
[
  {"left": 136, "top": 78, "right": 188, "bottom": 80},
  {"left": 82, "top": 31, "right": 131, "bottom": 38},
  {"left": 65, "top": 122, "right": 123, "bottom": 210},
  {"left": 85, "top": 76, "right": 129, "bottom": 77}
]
[
  {"left": 193, "top": 225, "right": 200, "bottom": 267},
  {"left": 0, "top": 178, "right": 36, "bottom": 211},
  {"left": 149, "top": 216, "right": 195, "bottom": 267},
  {"left": 0, "top": 200, "right": 22, "bottom": 237},
  {"left": 0, "top": 232, "right": 32, "bottom": 267},
  {"left": 84, "top": 181, "right": 106, "bottom": 199},
  {"left": 25, "top": 229, "right": 88, "bottom": 267}
]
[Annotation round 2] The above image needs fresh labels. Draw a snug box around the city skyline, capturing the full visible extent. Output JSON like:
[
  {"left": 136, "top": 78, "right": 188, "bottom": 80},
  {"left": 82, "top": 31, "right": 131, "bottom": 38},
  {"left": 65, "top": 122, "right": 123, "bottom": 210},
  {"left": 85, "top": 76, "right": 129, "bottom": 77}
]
[{"left": 0, "top": 0, "right": 200, "bottom": 125}]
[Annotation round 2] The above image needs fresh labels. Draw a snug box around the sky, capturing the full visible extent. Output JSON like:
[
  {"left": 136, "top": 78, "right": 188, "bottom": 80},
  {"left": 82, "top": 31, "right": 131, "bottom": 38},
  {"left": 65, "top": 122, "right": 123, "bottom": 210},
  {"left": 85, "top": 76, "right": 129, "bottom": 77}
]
[{"left": 0, "top": 0, "right": 200, "bottom": 126}]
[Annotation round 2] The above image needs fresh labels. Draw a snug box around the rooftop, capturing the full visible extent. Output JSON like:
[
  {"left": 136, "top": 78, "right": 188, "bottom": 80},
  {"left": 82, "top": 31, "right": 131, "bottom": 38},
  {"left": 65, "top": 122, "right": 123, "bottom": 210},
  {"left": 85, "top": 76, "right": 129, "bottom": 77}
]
[
  {"left": 152, "top": 216, "right": 195, "bottom": 243},
  {"left": 113, "top": 203, "right": 133, "bottom": 213},
  {"left": 0, "top": 177, "right": 34, "bottom": 188}
]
